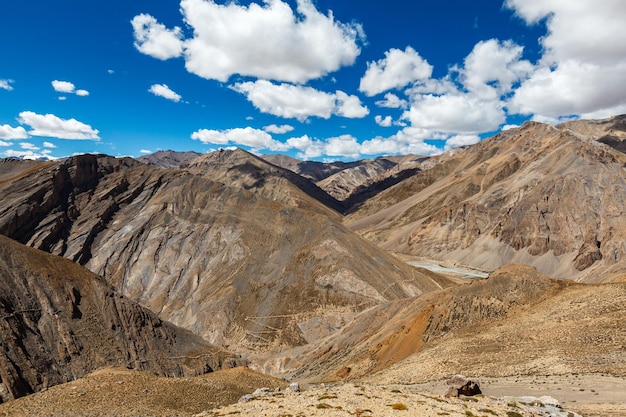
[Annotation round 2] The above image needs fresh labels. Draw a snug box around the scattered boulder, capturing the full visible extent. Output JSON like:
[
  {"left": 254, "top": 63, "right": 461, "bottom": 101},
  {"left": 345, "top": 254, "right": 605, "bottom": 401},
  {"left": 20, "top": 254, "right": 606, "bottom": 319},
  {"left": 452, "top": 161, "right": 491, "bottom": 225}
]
[
  {"left": 238, "top": 387, "right": 279, "bottom": 403},
  {"left": 444, "top": 374, "right": 482, "bottom": 397}
]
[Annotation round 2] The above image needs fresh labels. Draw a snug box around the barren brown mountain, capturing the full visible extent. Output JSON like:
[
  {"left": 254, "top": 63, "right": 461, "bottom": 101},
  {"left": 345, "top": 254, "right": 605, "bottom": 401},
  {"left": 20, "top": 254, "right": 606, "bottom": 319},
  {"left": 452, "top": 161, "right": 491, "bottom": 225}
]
[
  {"left": 0, "top": 234, "right": 240, "bottom": 403},
  {"left": 1, "top": 116, "right": 625, "bottom": 415},
  {"left": 347, "top": 117, "right": 626, "bottom": 282},
  {"left": 0, "top": 151, "right": 450, "bottom": 357}
]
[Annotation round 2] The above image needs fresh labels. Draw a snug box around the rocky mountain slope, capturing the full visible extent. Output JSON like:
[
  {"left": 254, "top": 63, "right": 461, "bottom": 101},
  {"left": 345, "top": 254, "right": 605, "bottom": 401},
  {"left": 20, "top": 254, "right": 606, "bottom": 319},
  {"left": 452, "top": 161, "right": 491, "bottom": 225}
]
[
  {"left": 0, "top": 235, "right": 240, "bottom": 402},
  {"left": 260, "top": 264, "right": 624, "bottom": 383},
  {"left": 347, "top": 118, "right": 626, "bottom": 281},
  {"left": 561, "top": 114, "right": 626, "bottom": 153},
  {"left": 0, "top": 152, "right": 450, "bottom": 357},
  {"left": 184, "top": 148, "right": 344, "bottom": 213}
]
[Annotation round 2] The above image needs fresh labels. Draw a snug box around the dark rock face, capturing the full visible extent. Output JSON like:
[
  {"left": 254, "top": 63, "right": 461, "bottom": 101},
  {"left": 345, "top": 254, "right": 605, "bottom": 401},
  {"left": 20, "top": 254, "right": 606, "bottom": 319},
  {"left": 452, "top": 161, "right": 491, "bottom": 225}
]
[
  {"left": 445, "top": 375, "right": 482, "bottom": 397},
  {"left": 0, "top": 235, "right": 241, "bottom": 403}
]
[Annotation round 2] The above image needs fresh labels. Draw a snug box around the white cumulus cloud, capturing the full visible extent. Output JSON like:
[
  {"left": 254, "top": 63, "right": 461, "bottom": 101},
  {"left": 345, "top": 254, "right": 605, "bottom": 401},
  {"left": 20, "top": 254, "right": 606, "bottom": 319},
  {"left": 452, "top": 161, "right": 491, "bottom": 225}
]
[
  {"left": 404, "top": 94, "right": 505, "bottom": 134},
  {"left": 232, "top": 80, "right": 367, "bottom": 121},
  {"left": 232, "top": 81, "right": 334, "bottom": 120},
  {"left": 285, "top": 135, "right": 325, "bottom": 159},
  {"left": 42, "top": 141, "right": 57, "bottom": 148},
  {"left": 191, "top": 126, "right": 288, "bottom": 151},
  {"left": 132, "top": 0, "right": 363, "bottom": 83},
  {"left": 131, "top": 13, "right": 183, "bottom": 60},
  {"left": 0, "top": 124, "right": 28, "bottom": 139},
  {"left": 149, "top": 84, "right": 182, "bottom": 102},
  {"left": 20, "top": 142, "right": 39, "bottom": 151},
  {"left": 334, "top": 91, "right": 369, "bottom": 118},
  {"left": 461, "top": 39, "right": 533, "bottom": 100},
  {"left": 52, "top": 80, "right": 90, "bottom": 96},
  {"left": 359, "top": 46, "right": 433, "bottom": 96},
  {"left": 444, "top": 134, "right": 481, "bottom": 151},
  {"left": 360, "top": 128, "right": 441, "bottom": 157},
  {"left": 52, "top": 80, "right": 76, "bottom": 93},
  {"left": 324, "top": 134, "right": 361, "bottom": 159},
  {"left": 18, "top": 111, "right": 100, "bottom": 140},
  {"left": 505, "top": 0, "right": 626, "bottom": 119}
]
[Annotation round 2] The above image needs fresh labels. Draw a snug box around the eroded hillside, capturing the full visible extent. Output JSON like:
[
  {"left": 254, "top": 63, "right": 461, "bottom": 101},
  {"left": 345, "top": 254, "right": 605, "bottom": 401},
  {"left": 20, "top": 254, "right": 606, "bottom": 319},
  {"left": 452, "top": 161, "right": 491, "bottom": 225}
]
[
  {"left": 0, "top": 235, "right": 240, "bottom": 402},
  {"left": 272, "top": 264, "right": 626, "bottom": 384}
]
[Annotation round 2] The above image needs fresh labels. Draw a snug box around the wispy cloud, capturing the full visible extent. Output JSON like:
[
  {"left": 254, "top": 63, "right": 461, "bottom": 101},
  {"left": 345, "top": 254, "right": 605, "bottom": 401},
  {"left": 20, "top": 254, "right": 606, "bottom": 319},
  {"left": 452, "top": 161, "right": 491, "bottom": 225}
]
[
  {"left": 263, "top": 124, "right": 294, "bottom": 134},
  {"left": 0, "top": 79, "right": 14, "bottom": 91}
]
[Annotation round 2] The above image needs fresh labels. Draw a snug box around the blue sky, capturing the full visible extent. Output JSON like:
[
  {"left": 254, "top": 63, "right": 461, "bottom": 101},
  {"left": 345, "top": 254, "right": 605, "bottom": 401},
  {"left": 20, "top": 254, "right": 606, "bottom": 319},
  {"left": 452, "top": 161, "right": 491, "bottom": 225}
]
[{"left": 1, "top": 0, "right": 625, "bottom": 161}]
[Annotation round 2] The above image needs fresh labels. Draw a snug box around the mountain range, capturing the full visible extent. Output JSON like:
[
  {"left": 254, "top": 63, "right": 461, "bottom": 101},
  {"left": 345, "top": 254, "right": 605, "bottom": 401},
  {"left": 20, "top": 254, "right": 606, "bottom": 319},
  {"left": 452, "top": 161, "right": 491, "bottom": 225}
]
[{"left": 0, "top": 114, "right": 625, "bottom": 414}]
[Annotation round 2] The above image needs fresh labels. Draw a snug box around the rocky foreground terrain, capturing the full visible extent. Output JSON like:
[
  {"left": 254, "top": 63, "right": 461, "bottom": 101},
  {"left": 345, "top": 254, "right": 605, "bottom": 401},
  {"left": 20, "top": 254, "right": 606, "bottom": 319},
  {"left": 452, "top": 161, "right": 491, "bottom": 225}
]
[
  {"left": 0, "top": 116, "right": 625, "bottom": 415},
  {"left": 2, "top": 367, "right": 624, "bottom": 416}
]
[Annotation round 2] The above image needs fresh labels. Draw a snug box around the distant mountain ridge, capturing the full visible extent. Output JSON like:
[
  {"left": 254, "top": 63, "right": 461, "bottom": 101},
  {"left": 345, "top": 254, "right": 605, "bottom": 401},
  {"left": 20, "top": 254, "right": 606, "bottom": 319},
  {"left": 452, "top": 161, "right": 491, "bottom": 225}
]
[{"left": 137, "top": 150, "right": 202, "bottom": 168}]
